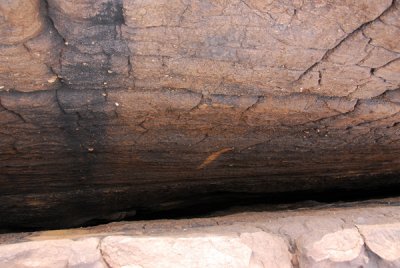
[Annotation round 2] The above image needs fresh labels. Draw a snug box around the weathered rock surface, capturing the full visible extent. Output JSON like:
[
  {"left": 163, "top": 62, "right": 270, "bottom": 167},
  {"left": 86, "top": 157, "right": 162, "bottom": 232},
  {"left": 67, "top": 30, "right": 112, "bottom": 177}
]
[
  {"left": 0, "top": 237, "right": 104, "bottom": 267},
  {"left": 358, "top": 223, "right": 400, "bottom": 268},
  {"left": 297, "top": 228, "right": 368, "bottom": 267},
  {"left": 0, "top": 0, "right": 400, "bottom": 229},
  {"left": 101, "top": 235, "right": 254, "bottom": 268},
  {"left": 1, "top": 202, "right": 400, "bottom": 268}
]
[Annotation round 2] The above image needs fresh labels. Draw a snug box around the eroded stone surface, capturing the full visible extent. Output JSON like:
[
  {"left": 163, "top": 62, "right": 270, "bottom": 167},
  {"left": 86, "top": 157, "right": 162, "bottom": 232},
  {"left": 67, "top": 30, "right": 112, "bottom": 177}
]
[
  {"left": 358, "top": 223, "right": 400, "bottom": 268},
  {"left": 0, "top": 0, "right": 400, "bottom": 229},
  {"left": 101, "top": 235, "right": 253, "bottom": 268},
  {"left": 1, "top": 86, "right": 400, "bottom": 229},
  {"left": 0, "top": 237, "right": 104, "bottom": 268},
  {"left": 99, "top": 232, "right": 293, "bottom": 268},
  {"left": 296, "top": 228, "right": 369, "bottom": 267},
  {"left": 0, "top": 0, "right": 43, "bottom": 45},
  {"left": 2, "top": 0, "right": 398, "bottom": 98},
  {"left": 240, "top": 231, "right": 292, "bottom": 268},
  {"left": 0, "top": 0, "right": 63, "bottom": 92},
  {"left": 1, "top": 204, "right": 400, "bottom": 268}
]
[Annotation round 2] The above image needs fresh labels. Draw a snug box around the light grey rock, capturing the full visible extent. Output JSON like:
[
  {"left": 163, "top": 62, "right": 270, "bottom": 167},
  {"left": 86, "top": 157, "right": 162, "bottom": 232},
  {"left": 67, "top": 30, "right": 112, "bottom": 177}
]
[
  {"left": 100, "top": 231, "right": 292, "bottom": 268},
  {"left": 0, "top": 237, "right": 105, "bottom": 268},
  {"left": 100, "top": 234, "right": 253, "bottom": 268},
  {"left": 240, "top": 231, "right": 292, "bottom": 268},
  {"left": 358, "top": 223, "right": 400, "bottom": 268},
  {"left": 296, "top": 228, "right": 371, "bottom": 268}
]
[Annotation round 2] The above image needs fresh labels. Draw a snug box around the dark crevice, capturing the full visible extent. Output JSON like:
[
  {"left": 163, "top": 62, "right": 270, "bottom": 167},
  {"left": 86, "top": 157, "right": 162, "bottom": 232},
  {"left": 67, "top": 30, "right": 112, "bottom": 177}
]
[
  {"left": 0, "top": 97, "right": 27, "bottom": 123},
  {"left": 96, "top": 178, "right": 400, "bottom": 224},
  {"left": 55, "top": 88, "right": 67, "bottom": 114},
  {"left": 42, "top": 0, "right": 67, "bottom": 84},
  {"left": 2, "top": 173, "right": 400, "bottom": 233}
]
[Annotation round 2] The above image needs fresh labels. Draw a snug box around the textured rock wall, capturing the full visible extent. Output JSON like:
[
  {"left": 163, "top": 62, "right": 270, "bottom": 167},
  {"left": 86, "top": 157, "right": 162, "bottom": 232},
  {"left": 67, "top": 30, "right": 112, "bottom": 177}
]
[{"left": 0, "top": 0, "right": 399, "bottom": 228}]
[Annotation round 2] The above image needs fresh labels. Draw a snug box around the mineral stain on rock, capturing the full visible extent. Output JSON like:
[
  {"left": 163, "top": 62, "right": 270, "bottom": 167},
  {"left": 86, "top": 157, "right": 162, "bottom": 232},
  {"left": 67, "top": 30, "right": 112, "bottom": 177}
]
[
  {"left": 197, "top": 147, "right": 234, "bottom": 169},
  {"left": 0, "top": 0, "right": 400, "bottom": 229}
]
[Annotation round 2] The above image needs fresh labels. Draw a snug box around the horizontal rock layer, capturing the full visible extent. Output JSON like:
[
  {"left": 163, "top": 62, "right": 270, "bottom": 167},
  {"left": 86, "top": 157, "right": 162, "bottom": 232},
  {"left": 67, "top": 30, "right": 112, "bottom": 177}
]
[
  {"left": 0, "top": 0, "right": 399, "bottom": 228},
  {"left": 1, "top": 202, "right": 400, "bottom": 267}
]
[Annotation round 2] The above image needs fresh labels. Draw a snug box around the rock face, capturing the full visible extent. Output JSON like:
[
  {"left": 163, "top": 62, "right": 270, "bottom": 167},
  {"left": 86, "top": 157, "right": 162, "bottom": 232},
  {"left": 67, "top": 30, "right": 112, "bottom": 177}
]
[
  {"left": 0, "top": 0, "right": 400, "bottom": 229},
  {"left": 297, "top": 228, "right": 368, "bottom": 267},
  {"left": 0, "top": 238, "right": 104, "bottom": 267},
  {"left": 358, "top": 223, "right": 400, "bottom": 267},
  {"left": 100, "top": 232, "right": 292, "bottom": 268}
]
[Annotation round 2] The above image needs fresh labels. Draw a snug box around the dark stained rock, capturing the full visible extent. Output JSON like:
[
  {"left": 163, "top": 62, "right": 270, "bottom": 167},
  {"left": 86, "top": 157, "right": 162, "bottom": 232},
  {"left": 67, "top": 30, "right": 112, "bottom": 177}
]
[{"left": 0, "top": 0, "right": 399, "bottom": 229}]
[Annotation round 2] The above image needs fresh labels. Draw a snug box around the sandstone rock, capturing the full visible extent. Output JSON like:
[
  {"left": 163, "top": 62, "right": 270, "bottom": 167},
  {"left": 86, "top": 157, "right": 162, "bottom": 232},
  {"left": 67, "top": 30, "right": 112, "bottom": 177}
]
[
  {"left": 0, "top": 0, "right": 62, "bottom": 92},
  {"left": 1, "top": 0, "right": 400, "bottom": 230},
  {"left": 1, "top": 204, "right": 400, "bottom": 268},
  {"left": 358, "top": 223, "right": 400, "bottom": 268},
  {"left": 296, "top": 228, "right": 370, "bottom": 267},
  {"left": 0, "top": 0, "right": 43, "bottom": 45},
  {"left": 40, "top": 0, "right": 398, "bottom": 97},
  {"left": 0, "top": 238, "right": 105, "bottom": 268},
  {"left": 100, "top": 235, "right": 253, "bottom": 268},
  {"left": 100, "top": 232, "right": 292, "bottom": 268},
  {"left": 240, "top": 231, "right": 292, "bottom": 268}
]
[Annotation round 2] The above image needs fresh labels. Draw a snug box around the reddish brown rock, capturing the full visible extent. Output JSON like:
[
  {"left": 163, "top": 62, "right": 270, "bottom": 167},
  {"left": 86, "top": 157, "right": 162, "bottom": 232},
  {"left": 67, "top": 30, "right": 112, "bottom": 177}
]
[
  {"left": 0, "top": 0, "right": 43, "bottom": 45},
  {"left": 0, "top": 0, "right": 399, "bottom": 229}
]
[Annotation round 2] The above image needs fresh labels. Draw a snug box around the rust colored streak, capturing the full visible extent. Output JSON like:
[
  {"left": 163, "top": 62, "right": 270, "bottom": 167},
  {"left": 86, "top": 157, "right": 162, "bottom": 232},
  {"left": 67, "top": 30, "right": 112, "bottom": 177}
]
[{"left": 197, "top": 148, "right": 234, "bottom": 169}]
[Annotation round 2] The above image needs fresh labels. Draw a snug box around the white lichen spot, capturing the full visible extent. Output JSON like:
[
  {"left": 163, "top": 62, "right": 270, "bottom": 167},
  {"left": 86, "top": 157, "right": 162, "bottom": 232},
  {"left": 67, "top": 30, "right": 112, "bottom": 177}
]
[
  {"left": 107, "top": 70, "right": 113, "bottom": 74},
  {"left": 47, "top": 76, "right": 58, "bottom": 83}
]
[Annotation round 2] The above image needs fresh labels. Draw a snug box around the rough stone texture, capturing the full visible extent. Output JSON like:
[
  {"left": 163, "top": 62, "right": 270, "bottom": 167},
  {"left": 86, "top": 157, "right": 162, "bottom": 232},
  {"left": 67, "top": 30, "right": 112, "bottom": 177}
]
[
  {"left": 0, "top": 237, "right": 104, "bottom": 267},
  {"left": 0, "top": 0, "right": 43, "bottom": 45},
  {"left": 101, "top": 235, "right": 254, "bottom": 268},
  {"left": 0, "top": 0, "right": 63, "bottom": 92},
  {"left": 240, "top": 231, "right": 292, "bottom": 268},
  {"left": 358, "top": 223, "right": 400, "bottom": 268},
  {"left": 296, "top": 228, "right": 369, "bottom": 267},
  {"left": 0, "top": 0, "right": 400, "bottom": 229},
  {"left": 1, "top": 202, "right": 400, "bottom": 268},
  {"left": 99, "top": 232, "right": 292, "bottom": 268}
]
